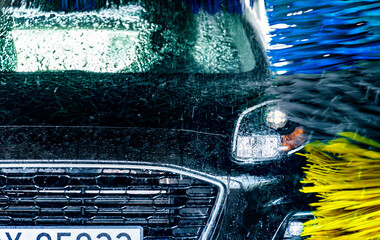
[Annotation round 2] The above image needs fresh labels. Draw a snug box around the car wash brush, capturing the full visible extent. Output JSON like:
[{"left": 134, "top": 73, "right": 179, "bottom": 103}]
[{"left": 299, "top": 132, "right": 380, "bottom": 239}]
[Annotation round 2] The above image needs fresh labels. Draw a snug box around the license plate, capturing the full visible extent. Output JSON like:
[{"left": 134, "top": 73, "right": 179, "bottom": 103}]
[{"left": 0, "top": 226, "right": 143, "bottom": 240}]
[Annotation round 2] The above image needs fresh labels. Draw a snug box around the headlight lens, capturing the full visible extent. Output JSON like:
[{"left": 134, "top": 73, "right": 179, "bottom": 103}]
[
  {"left": 272, "top": 212, "right": 314, "bottom": 240},
  {"left": 283, "top": 221, "right": 304, "bottom": 238},
  {"left": 232, "top": 100, "right": 307, "bottom": 164},
  {"left": 236, "top": 135, "right": 282, "bottom": 159}
]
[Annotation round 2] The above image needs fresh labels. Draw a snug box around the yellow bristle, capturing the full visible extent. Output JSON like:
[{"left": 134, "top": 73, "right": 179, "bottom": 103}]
[{"left": 299, "top": 132, "right": 380, "bottom": 239}]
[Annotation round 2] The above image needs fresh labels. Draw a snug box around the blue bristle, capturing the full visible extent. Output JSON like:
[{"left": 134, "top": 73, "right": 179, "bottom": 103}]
[
  {"left": 73, "top": 0, "right": 80, "bottom": 10},
  {"left": 184, "top": 0, "right": 200, "bottom": 14},
  {"left": 57, "top": 0, "right": 246, "bottom": 13},
  {"left": 266, "top": 0, "right": 380, "bottom": 74},
  {"left": 61, "top": 0, "right": 68, "bottom": 10},
  {"left": 226, "top": 0, "right": 233, "bottom": 13},
  {"left": 60, "top": 0, "right": 95, "bottom": 11},
  {"left": 184, "top": 0, "right": 244, "bottom": 14}
]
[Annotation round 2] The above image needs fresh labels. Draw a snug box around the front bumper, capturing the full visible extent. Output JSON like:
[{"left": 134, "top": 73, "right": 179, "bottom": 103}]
[{"left": 0, "top": 126, "right": 309, "bottom": 239}]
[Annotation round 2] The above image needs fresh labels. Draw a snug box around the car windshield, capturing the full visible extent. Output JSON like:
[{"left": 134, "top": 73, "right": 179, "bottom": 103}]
[{"left": 0, "top": 2, "right": 256, "bottom": 73}]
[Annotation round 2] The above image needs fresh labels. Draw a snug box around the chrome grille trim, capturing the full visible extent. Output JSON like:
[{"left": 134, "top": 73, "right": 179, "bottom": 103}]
[{"left": 0, "top": 162, "right": 227, "bottom": 240}]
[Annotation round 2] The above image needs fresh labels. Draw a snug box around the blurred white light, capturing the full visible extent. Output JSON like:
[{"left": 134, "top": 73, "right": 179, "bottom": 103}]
[
  {"left": 266, "top": 109, "right": 287, "bottom": 129},
  {"left": 276, "top": 70, "right": 288, "bottom": 75},
  {"left": 271, "top": 23, "right": 290, "bottom": 30},
  {"left": 272, "top": 61, "right": 292, "bottom": 67},
  {"left": 284, "top": 221, "right": 304, "bottom": 237},
  {"left": 267, "top": 44, "right": 293, "bottom": 50}
]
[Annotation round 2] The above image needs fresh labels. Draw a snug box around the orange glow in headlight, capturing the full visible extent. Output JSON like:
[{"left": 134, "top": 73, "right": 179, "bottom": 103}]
[{"left": 281, "top": 127, "right": 306, "bottom": 151}]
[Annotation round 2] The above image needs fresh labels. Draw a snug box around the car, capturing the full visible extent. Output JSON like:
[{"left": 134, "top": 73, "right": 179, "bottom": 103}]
[{"left": 0, "top": 0, "right": 314, "bottom": 239}]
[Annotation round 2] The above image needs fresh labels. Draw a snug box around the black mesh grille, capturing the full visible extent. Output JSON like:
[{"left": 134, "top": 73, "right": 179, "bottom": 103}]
[{"left": 0, "top": 167, "right": 220, "bottom": 240}]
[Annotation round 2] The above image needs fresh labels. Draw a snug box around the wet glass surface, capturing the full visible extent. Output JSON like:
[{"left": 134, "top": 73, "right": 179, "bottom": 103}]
[{"left": 1, "top": 2, "right": 255, "bottom": 73}]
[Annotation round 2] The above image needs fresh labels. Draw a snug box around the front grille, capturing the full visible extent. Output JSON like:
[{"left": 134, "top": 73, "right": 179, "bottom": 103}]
[{"left": 0, "top": 164, "right": 225, "bottom": 240}]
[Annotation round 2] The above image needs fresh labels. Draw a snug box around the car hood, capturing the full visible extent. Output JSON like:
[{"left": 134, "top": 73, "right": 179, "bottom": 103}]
[
  {"left": 0, "top": 70, "right": 269, "bottom": 134},
  {"left": 0, "top": 126, "right": 226, "bottom": 171}
]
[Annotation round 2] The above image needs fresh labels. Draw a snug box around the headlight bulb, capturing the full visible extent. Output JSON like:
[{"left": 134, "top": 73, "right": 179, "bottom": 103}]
[{"left": 266, "top": 108, "right": 287, "bottom": 130}]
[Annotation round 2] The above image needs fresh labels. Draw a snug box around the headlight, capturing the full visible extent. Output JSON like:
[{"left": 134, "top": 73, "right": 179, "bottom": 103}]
[
  {"left": 272, "top": 212, "right": 314, "bottom": 240},
  {"left": 231, "top": 100, "right": 307, "bottom": 164},
  {"left": 266, "top": 108, "right": 287, "bottom": 130},
  {"left": 235, "top": 135, "right": 282, "bottom": 159}
]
